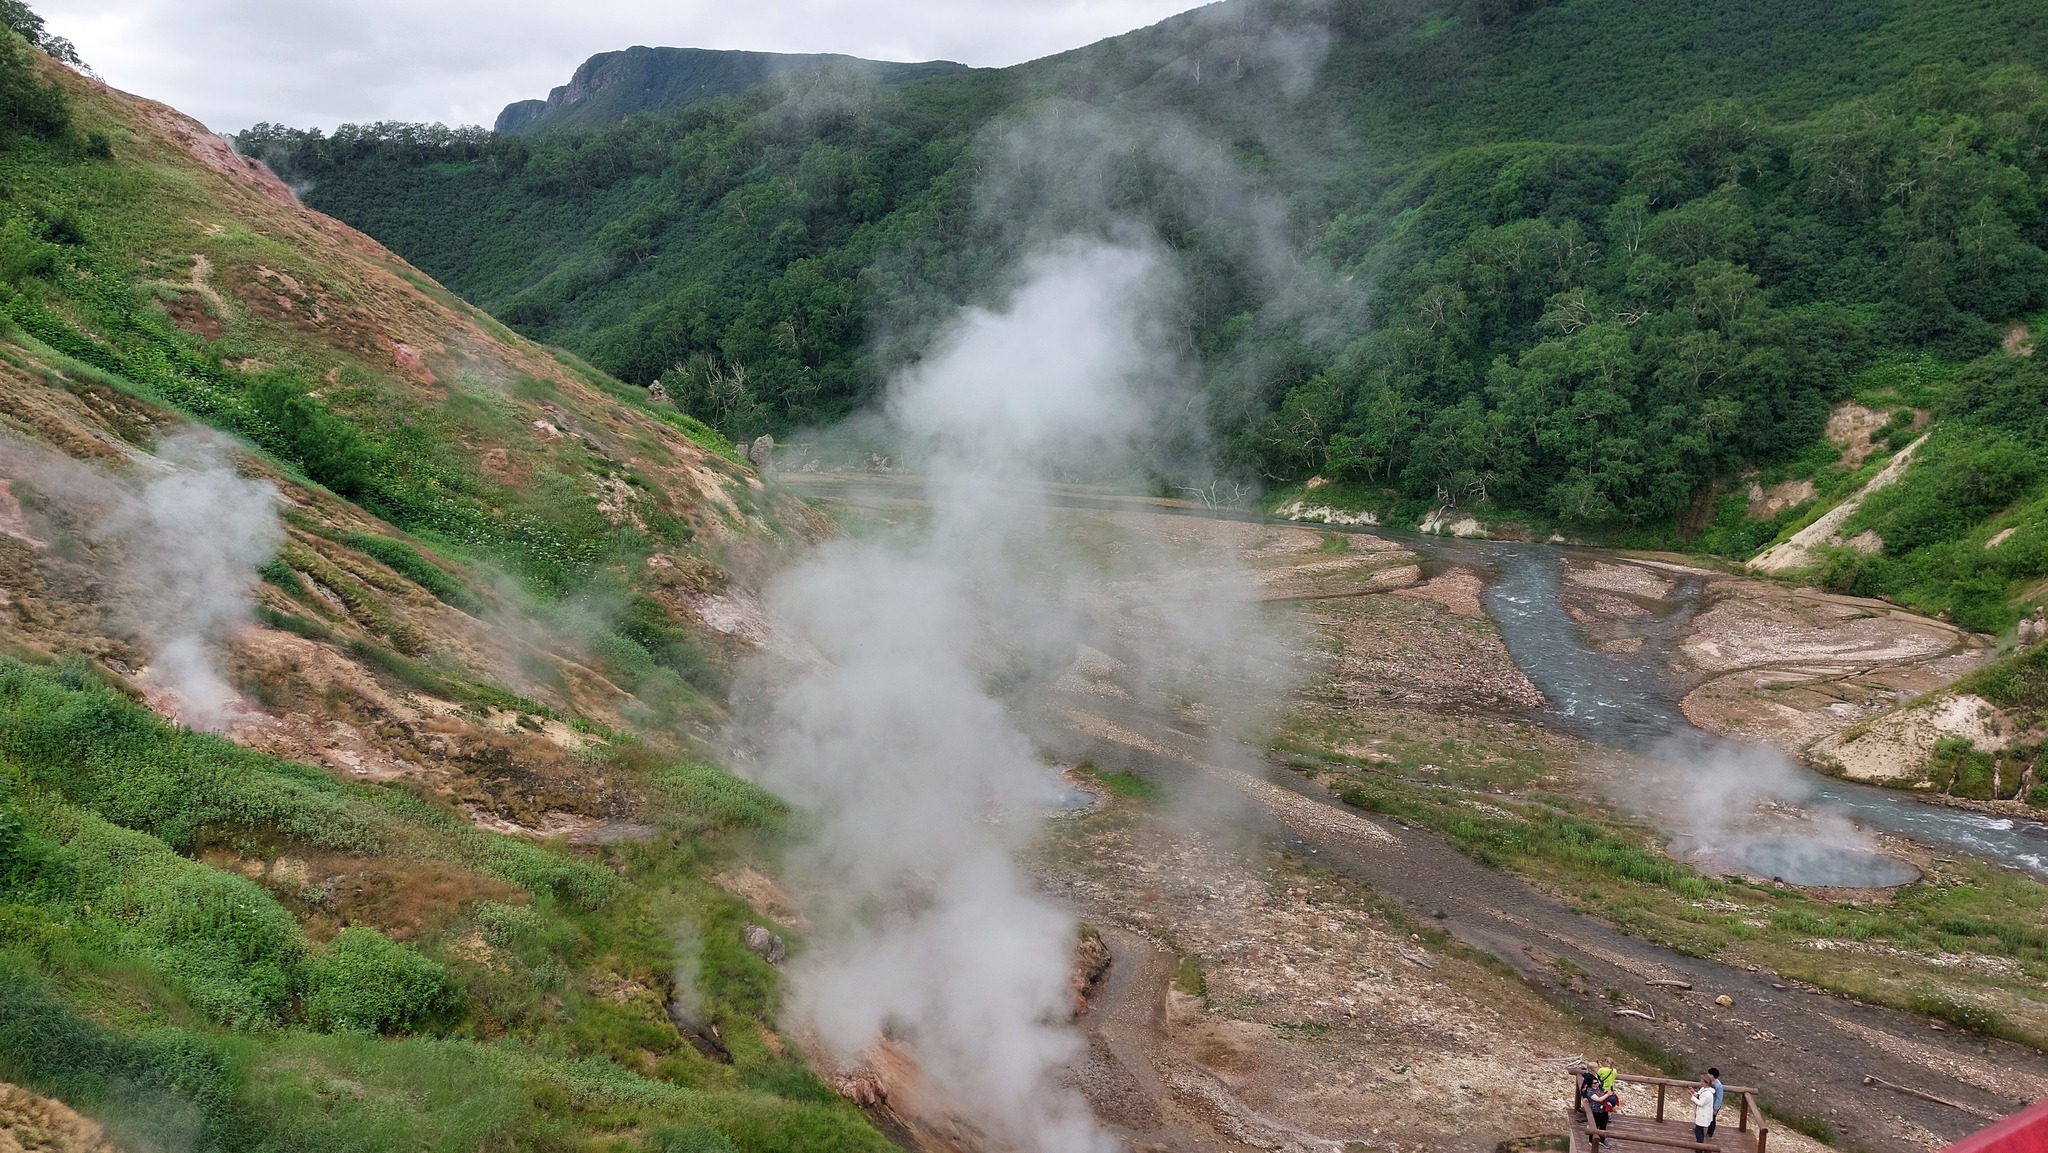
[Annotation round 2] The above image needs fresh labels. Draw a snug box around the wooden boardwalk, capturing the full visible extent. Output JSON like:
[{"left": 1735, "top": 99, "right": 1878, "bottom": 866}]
[{"left": 1568, "top": 1073, "right": 1770, "bottom": 1153}]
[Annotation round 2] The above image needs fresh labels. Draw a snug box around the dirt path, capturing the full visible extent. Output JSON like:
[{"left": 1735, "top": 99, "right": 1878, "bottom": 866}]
[
  {"left": 1073, "top": 926, "right": 1272, "bottom": 1152},
  {"left": 1061, "top": 701, "right": 2045, "bottom": 1153}
]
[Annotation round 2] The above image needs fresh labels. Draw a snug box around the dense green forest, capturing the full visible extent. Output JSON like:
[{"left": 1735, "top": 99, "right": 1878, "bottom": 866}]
[{"left": 245, "top": 0, "right": 2048, "bottom": 525}]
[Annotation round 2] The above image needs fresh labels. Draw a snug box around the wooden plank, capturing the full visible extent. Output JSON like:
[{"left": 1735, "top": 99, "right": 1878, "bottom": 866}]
[
  {"left": 1587, "top": 1124, "right": 1759, "bottom": 1153},
  {"left": 1614, "top": 1074, "right": 1760, "bottom": 1094}
]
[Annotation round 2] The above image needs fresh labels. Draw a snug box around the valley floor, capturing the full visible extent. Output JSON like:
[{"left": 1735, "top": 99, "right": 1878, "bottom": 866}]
[{"left": 794, "top": 479, "right": 2046, "bottom": 1153}]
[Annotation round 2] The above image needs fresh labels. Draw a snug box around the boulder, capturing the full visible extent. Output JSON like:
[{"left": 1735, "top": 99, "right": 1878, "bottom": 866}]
[{"left": 743, "top": 923, "right": 785, "bottom": 964}]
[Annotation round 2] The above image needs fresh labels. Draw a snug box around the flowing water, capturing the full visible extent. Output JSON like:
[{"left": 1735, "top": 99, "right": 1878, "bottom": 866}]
[
  {"left": 784, "top": 477, "right": 2048, "bottom": 882},
  {"left": 1447, "top": 539, "right": 2048, "bottom": 883}
]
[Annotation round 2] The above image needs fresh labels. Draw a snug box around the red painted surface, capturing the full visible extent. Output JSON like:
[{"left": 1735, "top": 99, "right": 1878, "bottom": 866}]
[{"left": 1943, "top": 1099, "right": 2048, "bottom": 1153}]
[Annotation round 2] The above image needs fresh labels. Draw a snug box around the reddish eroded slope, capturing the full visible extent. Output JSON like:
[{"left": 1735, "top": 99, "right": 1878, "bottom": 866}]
[{"left": 0, "top": 63, "right": 826, "bottom": 844}]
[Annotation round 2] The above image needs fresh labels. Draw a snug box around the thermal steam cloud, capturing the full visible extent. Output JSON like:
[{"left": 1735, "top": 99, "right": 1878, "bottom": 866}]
[
  {"left": 1627, "top": 732, "right": 1917, "bottom": 888},
  {"left": 0, "top": 429, "right": 281, "bottom": 730},
  {"left": 747, "top": 239, "right": 1210, "bottom": 1152}
]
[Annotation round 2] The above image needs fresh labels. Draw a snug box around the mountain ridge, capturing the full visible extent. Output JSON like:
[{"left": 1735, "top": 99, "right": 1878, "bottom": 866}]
[{"left": 494, "top": 44, "right": 976, "bottom": 134}]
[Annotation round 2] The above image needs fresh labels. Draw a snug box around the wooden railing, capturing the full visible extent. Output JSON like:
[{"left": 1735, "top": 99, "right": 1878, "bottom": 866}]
[{"left": 1575, "top": 1072, "right": 1770, "bottom": 1153}]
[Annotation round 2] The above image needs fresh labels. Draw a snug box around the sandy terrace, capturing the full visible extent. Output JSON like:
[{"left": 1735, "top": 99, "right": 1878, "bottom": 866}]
[
  {"left": 1672, "top": 588, "right": 1987, "bottom": 752},
  {"left": 1563, "top": 559, "right": 1676, "bottom": 601}
]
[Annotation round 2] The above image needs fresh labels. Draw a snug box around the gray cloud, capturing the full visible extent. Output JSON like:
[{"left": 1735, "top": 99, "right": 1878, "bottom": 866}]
[{"left": 38, "top": 0, "right": 1209, "bottom": 131}]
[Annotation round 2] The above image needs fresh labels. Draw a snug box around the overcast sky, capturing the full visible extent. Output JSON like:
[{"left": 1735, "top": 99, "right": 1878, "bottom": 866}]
[{"left": 37, "top": 0, "right": 1204, "bottom": 132}]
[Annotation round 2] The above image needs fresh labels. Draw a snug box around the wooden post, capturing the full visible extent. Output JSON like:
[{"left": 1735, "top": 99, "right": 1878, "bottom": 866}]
[
  {"left": 1757, "top": 1126, "right": 1768, "bottom": 1153},
  {"left": 1738, "top": 1093, "right": 1751, "bottom": 1133},
  {"left": 1657, "top": 1083, "right": 1668, "bottom": 1122}
]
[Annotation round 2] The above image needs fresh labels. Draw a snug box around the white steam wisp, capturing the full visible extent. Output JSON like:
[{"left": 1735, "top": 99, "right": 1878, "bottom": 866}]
[
  {"left": 0, "top": 429, "right": 281, "bottom": 729},
  {"left": 752, "top": 239, "right": 1194, "bottom": 1152}
]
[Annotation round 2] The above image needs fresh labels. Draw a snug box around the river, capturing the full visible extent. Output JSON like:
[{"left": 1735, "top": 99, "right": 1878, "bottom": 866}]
[
  {"left": 1417, "top": 535, "right": 2048, "bottom": 883},
  {"left": 782, "top": 476, "right": 2048, "bottom": 883}
]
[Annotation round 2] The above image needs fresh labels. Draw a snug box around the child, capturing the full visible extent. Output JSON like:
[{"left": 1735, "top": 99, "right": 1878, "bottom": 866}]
[{"left": 1692, "top": 1074, "right": 1717, "bottom": 1145}]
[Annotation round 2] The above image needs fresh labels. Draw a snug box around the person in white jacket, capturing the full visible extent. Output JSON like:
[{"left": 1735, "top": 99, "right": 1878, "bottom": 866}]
[{"left": 1691, "top": 1074, "right": 1718, "bottom": 1146}]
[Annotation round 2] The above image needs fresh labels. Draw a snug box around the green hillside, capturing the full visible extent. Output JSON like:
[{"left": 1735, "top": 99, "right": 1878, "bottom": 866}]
[
  {"left": 0, "top": 11, "right": 889, "bottom": 1149},
  {"left": 246, "top": 0, "right": 2048, "bottom": 630}
]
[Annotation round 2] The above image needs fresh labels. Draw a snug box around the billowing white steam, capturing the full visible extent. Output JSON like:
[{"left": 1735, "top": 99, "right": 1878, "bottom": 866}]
[
  {"left": 104, "top": 431, "right": 282, "bottom": 729},
  {"left": 753, "top": 239, "right": 1188, "bottom": 1151},
  {"left": 0, "top": 428, "right": 280, "bottom": 729},
  {"left": 1634, "top": 733, "right": 1916, "bottom": 887}
]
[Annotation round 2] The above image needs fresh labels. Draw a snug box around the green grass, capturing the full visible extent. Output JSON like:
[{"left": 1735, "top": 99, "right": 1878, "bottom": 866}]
[
  {"left": 1080, "top": 763, "right": 1162, "bottom": 803},
  {"left": 0, "top": 649, "right": 884, "bottom": 1150},
  {"left": 1284, "top": 726, "right": 2048, "bottom": 1043}
]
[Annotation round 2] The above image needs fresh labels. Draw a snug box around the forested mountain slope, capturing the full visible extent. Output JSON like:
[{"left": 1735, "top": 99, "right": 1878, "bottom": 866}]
[
  {"left": 494, "top": 46, "right": 974, "bottom": 135},
  {"left": 247, "top": 0, "right": 2048, "bottom": 631},
  {"left": 0, "top": 22, "right": 888, "bottom": 1152}
]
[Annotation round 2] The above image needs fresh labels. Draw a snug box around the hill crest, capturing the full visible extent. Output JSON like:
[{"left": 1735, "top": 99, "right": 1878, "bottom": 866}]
[{"left": 495, "top": 44, "right": 975, "bottom": 133}]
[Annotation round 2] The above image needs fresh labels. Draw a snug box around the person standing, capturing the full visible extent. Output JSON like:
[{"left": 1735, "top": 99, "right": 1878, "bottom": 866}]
[
  {"left": 1692, "top": 1074, "right": 1717, "bottom": 1146},
  {"left": 1587, "top": 1081, "right": 1620, "bottom": 1131},
  {"left": 1706, "top": 1068, "right": 1725, "bottom": 1137}
]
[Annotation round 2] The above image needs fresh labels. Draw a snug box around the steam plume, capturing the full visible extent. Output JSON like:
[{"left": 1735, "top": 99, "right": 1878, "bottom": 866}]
[
  {"left": 0, "top": 429, "right": 281, "bottom": 729},
  {"left": 750, "top": 239, "right": 1195, "bottom": 1151},
  {"left": 1637, "top": 733, "right": 1916, "bottom": 887},
  {"left": 108, "top": 431, "right": 282, "bottom": 729}
]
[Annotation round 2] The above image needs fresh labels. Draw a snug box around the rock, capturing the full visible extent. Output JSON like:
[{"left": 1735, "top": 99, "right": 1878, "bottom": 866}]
[
  {"left": 667, "top": 1001, "right": 731, "bottom": 1063},
  {"left": 1715, "top": 994, "right": 1734, "bottom": 1007},
  {"left": 0, "top": 1080, "right": 120, "bottom": 1152},
  {"left": 747, "top": 434, "right": 776, "bottom": 473},
  {"left": 1417, "top": 506, "right": 1486, "bottom": 537},
  {"left": 1810, "top": 693, "right": 2010, "bottom": 784},
  {"left": 1070, "top": 925, "right": 1113, "bottom": 1017},
  {"left": 1276, "top": 499, "right": 1378, "bottom": 527},
  {"left": 832, "top": 1068, "right": 887, "bottom": 1106},
  {"left": 743, "top": 923, "right": 785, "bottom": 964},
  {"left": 645, "top": 381, "right": 668, "bottom": 403}
]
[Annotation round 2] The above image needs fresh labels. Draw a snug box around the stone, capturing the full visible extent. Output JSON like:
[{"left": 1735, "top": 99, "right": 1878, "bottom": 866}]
[
  {"left": 1714, "top": 994, "right": 1734, "bottom": 1007},
  {"left": 747, "top": 435, "right": 775, "bottom": 473},
  {"left": 646, "top": 381, "right": 668, "bottom": 403},
  {"left": 742, "top": 923, "right": 785, "bottom": 964}
]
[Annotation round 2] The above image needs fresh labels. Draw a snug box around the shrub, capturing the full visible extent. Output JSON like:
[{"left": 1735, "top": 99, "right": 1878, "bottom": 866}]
[
  {"left": 305, "top": 927, "right": 457, "bottom": 1035},
  {"left": 1928, "top": 737, "right": 1995, "bottom": 798},
  {"left": 0, "top": 975, "right": 254, "bottom": 1153},
  {"left": 651, "top": 1127, "right": 740, "bottom": 1153},
  {"left": 0, "top": 30, "right": 69, "bottom": 143},
  {"left": 0, "top": 657, "right": 384, "bottom": 853},
  {"left": 14, "top": 800, "right": 306, "bottom": 1027},
  {"left": 654, "top": 765, "right": 787, "bottom": 832},
  {"left": 246, "top": 373, "right": 382, "bottom": 498},
  {"left": 0, "top": 801, "right": 19, "bottom": 870}
]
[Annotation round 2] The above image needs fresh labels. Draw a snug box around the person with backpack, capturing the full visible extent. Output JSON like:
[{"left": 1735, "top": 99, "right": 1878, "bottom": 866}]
[
  {"left": 1587, "top": 1079, "right": 1621, "bottom": 1131},
  {"left": 1576, "top": 1063, "right": 1620, "bottom": 1124},
  {"left": 1692, "top": 1073, "right": 1717, "bottom": 1145}
]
